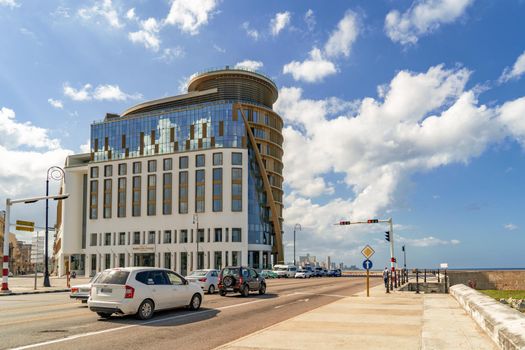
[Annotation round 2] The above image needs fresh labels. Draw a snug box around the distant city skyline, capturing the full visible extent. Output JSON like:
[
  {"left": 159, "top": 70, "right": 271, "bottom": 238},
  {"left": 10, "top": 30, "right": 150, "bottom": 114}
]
[{"left": 1, "top": 1, "right": 525, "bottom": 268}]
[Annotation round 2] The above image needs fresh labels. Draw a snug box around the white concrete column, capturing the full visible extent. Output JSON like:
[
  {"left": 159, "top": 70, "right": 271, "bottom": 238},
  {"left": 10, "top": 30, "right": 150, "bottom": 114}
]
[
  {"left": 259, "top": 250, "right": 263, "bottom": 270},
  {"left": 85, "top": 254, "right": 91, "bottom": 277}
]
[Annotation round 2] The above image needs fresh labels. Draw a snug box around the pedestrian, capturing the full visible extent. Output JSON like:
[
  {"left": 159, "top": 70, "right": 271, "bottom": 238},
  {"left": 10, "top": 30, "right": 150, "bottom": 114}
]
[{"left": 383, "top": 267, "right": 389, "bottom": 288}]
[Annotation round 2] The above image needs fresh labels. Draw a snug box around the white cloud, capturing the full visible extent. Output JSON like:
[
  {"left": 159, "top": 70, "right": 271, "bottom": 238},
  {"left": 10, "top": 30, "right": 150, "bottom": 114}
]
[
  {"left": 242, "top": 21, "right": 259, "bottom": 41},
  {"left": 283, "top": 47, "right": 337, "bottom": 83},
  {"left": 79, "top": 140, "right": 91, "bottom": 153},
  {"left": 324, "top": 11, "right": 359, "bottom": 58},
  {"left": 0, "top": 0, "right": 18, "bottom": 8},
  {"left": 213, "top": 44, "right": 225, "bottom": 53},
  {"left": 156, "top": 47, "right": 185, "bottom": 63},
  {"left": 164, "top": 0, "right": 218, "bottom": 35},
  {"left": 385, "top": 0, "right": 474, "bottom": 45},
  {"left": 129, "top": 17, "right": 161, "bottom": 52},
  {"left": 63, "top": 83, "right": 141, "bottom": 102},
  {"left": 504, "top": 223, "right": 518, "bottom": 231},
  {"left": 399, "top": 235, "right": 460, "bottom": 247},
  {"left": 277, "top": 63, "right": 525, "bottom": 244},
  {"left": 235, "top": 60, "right": 263, "bottom": 71},
  {"left": 78, "top": 0, "right": 123, "bottom": 29},
  {"left": 499, "top": 50, "right": 525, "bottom": 83},
  {"left": 47, "top": 98, "right": 64, "bottom": 109},
  {"left": 304, "top": 9, "right": 315, "bottom": 31},
  {"left": 126, "top": 8, "right": 136, "bottom": 21},
  {"left": 270, "top": 11, "right": 291, "bottom": 36},
  {"left": 177, "top": 75, "right": 192, "bottom": 94},
  {"left": 51, "top": 6, "right": 71, "bottom": 18},
  {"left": 63, "top": 83, "right": 92, "bottom": 102}
]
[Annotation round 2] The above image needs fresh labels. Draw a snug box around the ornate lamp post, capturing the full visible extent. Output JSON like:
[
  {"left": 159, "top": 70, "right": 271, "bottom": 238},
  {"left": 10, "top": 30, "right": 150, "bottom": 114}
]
[
  {"left": 293, "top": 224, "right": 301, "bottom": 266},
  {"left": 43, "top": 166, "right": 65, "bottom": 287}
]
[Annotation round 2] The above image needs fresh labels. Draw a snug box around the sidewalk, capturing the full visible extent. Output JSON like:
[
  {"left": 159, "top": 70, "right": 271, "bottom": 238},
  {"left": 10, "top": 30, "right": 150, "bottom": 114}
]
[
  {"left": 217, "top": 284, "right": 496, "bottom": 350},
  {"left": 0, "top": 276, "right": 90, "bottom": 296}
]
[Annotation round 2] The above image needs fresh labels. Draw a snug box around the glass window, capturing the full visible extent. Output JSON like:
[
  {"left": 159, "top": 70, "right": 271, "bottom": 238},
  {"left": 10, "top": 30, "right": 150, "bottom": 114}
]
[
  {"left": 90, "top": 167, "right": 99, "bottom": 178},
  {"left": 213, "top": 168, "right": 222, "bottom": 212},
  {"left": 147, "top": 175, "right": 156, "bottom": 216},
  {"left": 164, "top": 253, "right": 171, "bottom": 269},
  {"left": 179, "top": 156, "right": 188, "bottom": 169},
  {"left": 214, "top": 228, "right": 222, "bottom": 242},
  {"left": 98, "top": 270, "right": 129, "bottom": 285},
  {"left": 163, "top": 158, "right": 172, "bottom": 171},
  {"left": 132, "top": 176, "right": 141, "bottom": 217},
  {"left": 90, "top": 180, "right": 98, "bottom": 219},
  {"left": 119, "top": 232, "right": 126, "bottom": 245},
  {"left": 195, "top": 169, "right": 205, "bottom": 213},
  {"left": 166, "top": 271, "right": 184, "bottom": 285},
  {"left": 118, "top": 163, "right": 127, "bottom": 176},
  {"left": 232, "top": 152, "right": 242, "bottom": 165},
  {"left": 133, "top": 231, "right": 141, "bottom": 244},
  {"left": 133, "top": 161, "right": 142, "bottom": 174},
  {"left": 163, "top": 230, "right": 172, "bottom": 244},
  {"left": 118, "top": 178, "right": 126, "bottom": 218},
  {"left": 103, "top": 179, "right": 112, "bottom": 218},
  {"left": 90, "top": 233, "right": 97, "bottom": 246},
  {"left": 213, "top": 153, "right": 223, "bottom": 166},
  {"left": 179, "top": 171, "right": 188, "bottom": 214},
  {"left": 196, "top": 154, "right": 205, "bottom": 167},
  {"left": 232, "top": 168, "right": 242, "bottom": 212},
  {"left": 197, "top": 229, "right": 205, "bottom": 243},
  {"left": 148, "top": 160, "right": 157, "bottom": 172},
  {"left": 148, "top": 231, "right": 156, "bottom": 244},
  {"left": 180, "top": 229, "right": 188, "bottom": 243},
  {"left": 163, "top": 173, "right": 172, "bottom": 215},
  {"left": 104, "top": 165, "right": 112, "bottom": 177},
  {"left": 232, "top": 228, "right": 242, "bottom": 242},
  {"left": 105, "top": 232, "right": 111, "bottom": 246}
]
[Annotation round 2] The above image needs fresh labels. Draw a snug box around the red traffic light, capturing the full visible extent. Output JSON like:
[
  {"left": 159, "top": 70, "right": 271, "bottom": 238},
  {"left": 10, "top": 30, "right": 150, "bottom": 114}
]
[
  {"left": 391, "top": 257, "right": 396, "bottom": 263},
  {"left": 339, "top": 221, "right": 351, "bottom": 225},
  {"left": 367, "top": 219, "right": 379, "bottom": 223}
]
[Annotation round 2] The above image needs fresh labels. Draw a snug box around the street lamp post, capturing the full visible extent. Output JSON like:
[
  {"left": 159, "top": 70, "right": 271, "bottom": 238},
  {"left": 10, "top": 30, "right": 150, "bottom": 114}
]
[
  {"left": 293, "top": 224, "right": 301, "bottom": 266},
  {"left": 2, "top": 193, "right": 69, "bottom": 293},
  {"left": 44, "top": 166, "right": 65, "bottom": 288}
]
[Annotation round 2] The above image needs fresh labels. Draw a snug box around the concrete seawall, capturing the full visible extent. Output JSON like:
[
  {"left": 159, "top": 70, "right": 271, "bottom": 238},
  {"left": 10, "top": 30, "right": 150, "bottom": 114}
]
[
  {"left": 450, "top": 284, "right": 525, "bottom": 350},
  {"left": 448, "top": 270, "right": 525, "bottom": 290}
]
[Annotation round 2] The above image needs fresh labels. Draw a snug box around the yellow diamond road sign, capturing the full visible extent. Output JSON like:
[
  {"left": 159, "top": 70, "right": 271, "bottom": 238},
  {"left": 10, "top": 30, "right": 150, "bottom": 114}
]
[{"left": 361, "top": 245, "right": 375, "bottom": 259}]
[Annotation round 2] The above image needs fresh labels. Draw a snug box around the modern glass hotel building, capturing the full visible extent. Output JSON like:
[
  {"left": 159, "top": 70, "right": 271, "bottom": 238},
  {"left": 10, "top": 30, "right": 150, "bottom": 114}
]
[{"left": 55, "top": 67, "right": 284, "bottom": 277}]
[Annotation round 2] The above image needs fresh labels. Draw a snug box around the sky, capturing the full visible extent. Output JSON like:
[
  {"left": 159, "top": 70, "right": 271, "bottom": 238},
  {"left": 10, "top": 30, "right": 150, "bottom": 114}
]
[{"left": 1, "top": 0, "right": 525, "bottom": 269}]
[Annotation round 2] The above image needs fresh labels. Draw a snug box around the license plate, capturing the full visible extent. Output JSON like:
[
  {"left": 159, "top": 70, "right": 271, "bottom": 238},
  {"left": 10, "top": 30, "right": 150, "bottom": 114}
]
[{"left": 100, "top": 288, "right": 112, "bottom": 293}]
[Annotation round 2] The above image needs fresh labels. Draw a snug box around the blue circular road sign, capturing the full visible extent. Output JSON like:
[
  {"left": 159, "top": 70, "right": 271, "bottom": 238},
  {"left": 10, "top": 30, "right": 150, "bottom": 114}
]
[{"left": 362, "top": 259, "right": 373, "bottom": 270}]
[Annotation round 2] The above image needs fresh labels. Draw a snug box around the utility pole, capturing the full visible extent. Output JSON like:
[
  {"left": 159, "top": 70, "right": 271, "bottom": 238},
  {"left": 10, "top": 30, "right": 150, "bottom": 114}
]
[{"left": 293, "top": 223, "right": 301, "bottom": 266}]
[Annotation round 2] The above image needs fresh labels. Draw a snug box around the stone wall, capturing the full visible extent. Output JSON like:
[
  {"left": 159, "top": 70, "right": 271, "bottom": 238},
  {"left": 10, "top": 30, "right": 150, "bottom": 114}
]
[{"left": 447, "top": 270, "right": 525, "bottom": 290}]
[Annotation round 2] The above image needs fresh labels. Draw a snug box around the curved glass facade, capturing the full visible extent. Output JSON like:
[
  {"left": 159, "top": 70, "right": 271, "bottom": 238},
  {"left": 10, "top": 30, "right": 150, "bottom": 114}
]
[{"left": 91, "top": 102, "right": 245, "bottom": 161}]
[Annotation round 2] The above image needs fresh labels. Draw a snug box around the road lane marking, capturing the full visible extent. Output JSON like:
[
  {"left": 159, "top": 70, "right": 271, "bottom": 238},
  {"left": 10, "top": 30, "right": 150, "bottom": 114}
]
[
  {"left": 274, "top": 298, "right": 309, "bottom": 309},
  {"left": 292, "top": 291, "right": 349, "bottom": 298},
  {"left": 12, "top": 295, "right": 297, "bottom": 349}
]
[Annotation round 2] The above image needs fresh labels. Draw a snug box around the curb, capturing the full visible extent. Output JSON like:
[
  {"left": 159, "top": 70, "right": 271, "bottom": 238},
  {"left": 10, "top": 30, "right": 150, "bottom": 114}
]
[{"left": 0, "top": 289, "right": 70, "bottom": 296}]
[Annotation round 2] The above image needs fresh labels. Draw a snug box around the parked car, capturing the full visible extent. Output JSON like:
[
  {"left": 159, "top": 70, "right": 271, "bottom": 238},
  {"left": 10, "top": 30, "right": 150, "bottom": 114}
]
[
  {"left": 334, "top": 269, "right": 342, "bottom": 277},
  {"left": 295, "top": 268, "right": 313, "bottom": 278},
  {"left": 88, "top": 267, "right": 203, "bottom": 320},
  {"left": 70, "top": 272, "right": 101, "bottom": 303},
  {"left": 314, "top": 267, "right": 325, "bottom": 277},
  {"left": 260, "top": 269, "right": 278, "bottom": 279},
  {"left": 272, "top": 264, "right": 297, "bottom": 278},
  {"left": 185, "top": 269, "right": 219, "bottom": 294},
  {"left": 218, "top": 266, "right": 266, "bottom": 297}
]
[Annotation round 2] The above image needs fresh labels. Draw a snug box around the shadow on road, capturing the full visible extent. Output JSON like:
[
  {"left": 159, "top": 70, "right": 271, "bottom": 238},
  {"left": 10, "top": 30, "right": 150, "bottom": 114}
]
[
  {"left": 97, "top": 307, "right": 221, "bottom": 327},
  {"left": 220, "top": 292, "right": 278, "bottom": 299}
]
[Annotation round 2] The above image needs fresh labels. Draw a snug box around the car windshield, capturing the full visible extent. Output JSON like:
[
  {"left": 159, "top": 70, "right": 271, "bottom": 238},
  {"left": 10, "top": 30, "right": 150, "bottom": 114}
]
[
  {"left": 189, "top": 270, "right": 207, "bottom": 276},
  {"left": 222, "top": 268, "right": 240, "bottom": 277},
  {"left": 275, "top": 267, "right": 288, "bottom": 271},
  {"left": 89, "top": 273, "right": 101, "bottom": 283},
  {"left": 97, "top": 270, "right": 129, "bottom": 285}
]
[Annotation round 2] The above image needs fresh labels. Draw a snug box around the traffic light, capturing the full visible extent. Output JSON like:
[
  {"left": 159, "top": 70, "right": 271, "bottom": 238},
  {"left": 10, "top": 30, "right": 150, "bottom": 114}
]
[
  {"left": 367, "top": 219, "right": 379, "bottom": 223},
  {"left": 339, "top": 221, "right": 351, "bottom": 225},
  {"left": 385, "top": 231, "right": 390, "bottom": 242}
]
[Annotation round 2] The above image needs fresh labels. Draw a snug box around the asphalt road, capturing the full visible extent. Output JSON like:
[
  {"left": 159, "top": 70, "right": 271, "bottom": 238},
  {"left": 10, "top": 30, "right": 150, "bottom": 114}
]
[{"left": 1, "top": 277, "right": 379, "bottom": 350}]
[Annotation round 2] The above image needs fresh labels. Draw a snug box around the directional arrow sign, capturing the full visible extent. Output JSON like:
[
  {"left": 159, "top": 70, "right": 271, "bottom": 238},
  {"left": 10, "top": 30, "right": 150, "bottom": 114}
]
[
  {"left": 361, "top": 245, "right": 375, "bottom": 259},
  {"left": 362, "top": 259, "right": 373, "bottom": 270}
]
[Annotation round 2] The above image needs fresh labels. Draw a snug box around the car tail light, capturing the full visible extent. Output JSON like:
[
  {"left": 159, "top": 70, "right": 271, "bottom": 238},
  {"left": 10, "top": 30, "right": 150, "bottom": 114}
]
[
  {"left": 71, "top": 287, "right": 78, "bottom": 293},
  {"left": 218, "top": 274, "right": 222, "bottom": 284},
  {"left": 238, "top": 276, "right": 243, "bottom": 286},
  {"left": 198, "top": 278, "right": 207, "bottom": 282},
  {"left": 124, "top": 285, "right": 135, "bottom": 299}
]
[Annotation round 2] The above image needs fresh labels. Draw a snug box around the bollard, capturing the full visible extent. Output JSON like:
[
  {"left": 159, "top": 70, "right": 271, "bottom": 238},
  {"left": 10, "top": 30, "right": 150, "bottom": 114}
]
[
  {"left": 437, "top": 268, "right": 440, "bottom": 283},
  {"left": 444, "top": 269, "right": 448, "bottom": 293},
  {"left": 415, "top": 269, "right": 420, "bottom": 294},
  {"left": 393, "top": 269, "right": 397, "bottom": 288},
  {"left": 424, "top": 269, "right": 427, "bottom": 283},
  {"left": 386, "top": 271, "right": 390, "bottom": 293},
  {"left": 390, "top": 269, "right": 394, "bottom": 291}
]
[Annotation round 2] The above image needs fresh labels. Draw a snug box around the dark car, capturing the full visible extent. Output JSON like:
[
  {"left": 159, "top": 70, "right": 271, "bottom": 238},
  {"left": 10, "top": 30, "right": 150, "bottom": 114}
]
[{"left": 218, "top": 266, "right": 266, "bottom": 297}]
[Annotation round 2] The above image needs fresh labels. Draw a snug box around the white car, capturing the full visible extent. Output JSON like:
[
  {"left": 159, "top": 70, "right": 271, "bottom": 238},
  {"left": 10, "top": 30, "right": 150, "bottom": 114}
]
[
  {"left": 88, "top": 267, "right": 203, "bottom": 320},
  {"left": 272, "top": 265, "right": 297, "bottom": 278},
  {"left": 185, "top": 269, "right": 219, "bottom": 294},
  {"left": 70, "top": 272, "right": 101, "bottom": 303},
  {"left": 295, "top": 269, "right": 313, "bottom": 278}
]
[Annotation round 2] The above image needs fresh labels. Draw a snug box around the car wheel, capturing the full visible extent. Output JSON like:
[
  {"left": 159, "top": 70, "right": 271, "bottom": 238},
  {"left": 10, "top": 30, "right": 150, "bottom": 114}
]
[
  {"left": 136, "top": 299, "right": 154, "bottom": 320},
  {"left": 223, "top": 276, "right": 235, "bottom": 288},
  {"left": 259, "top": 283, "right": 266, "bottom": 295},
  {"left": 208, "top": 284, "right": 215, "bottom": 294},
  {"left": 219, "top": 290, "right": 226, "bottom": 296},
  {"left": 189, "top": 293, "right": 202, "bottom": 310},
  {"left": 97, "top": 312, "right": 112, "bottom": 319},
  {"left": 241, "top": 284, "right": 250, "bottom": 297}
]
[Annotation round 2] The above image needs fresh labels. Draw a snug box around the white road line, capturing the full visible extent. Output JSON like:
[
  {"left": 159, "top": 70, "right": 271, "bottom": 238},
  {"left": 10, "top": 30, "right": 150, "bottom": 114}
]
[
  {"left": 12, "top": 296, "right": 295, "bottom": 350},
  {"left": 293, "top": 292, "right": 348, "bottom": 298}
]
